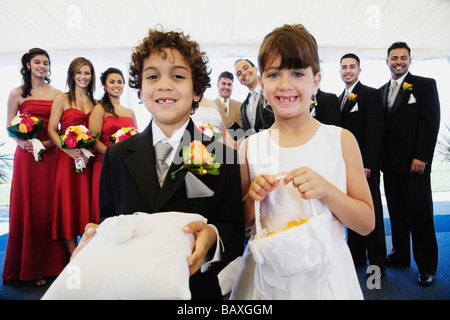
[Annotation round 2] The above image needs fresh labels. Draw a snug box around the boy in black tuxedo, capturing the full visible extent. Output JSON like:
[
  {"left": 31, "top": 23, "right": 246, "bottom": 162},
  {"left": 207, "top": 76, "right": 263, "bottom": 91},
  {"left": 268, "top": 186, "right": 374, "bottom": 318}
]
[{"left": 74, "top": 28, "right": 244, "bottom": 299}]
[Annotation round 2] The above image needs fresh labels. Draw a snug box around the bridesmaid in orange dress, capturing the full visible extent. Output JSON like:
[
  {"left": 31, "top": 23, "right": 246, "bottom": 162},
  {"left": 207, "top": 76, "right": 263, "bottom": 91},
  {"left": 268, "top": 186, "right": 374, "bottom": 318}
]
[
  {"left": 89, "top": 68, "right": 137, "bottom": 221},
  {"left": 2, "top": 48, "right": 69, "bottom": 286},
  {"left": 47, "top": 57, "right": 97, "bottom": 255}
]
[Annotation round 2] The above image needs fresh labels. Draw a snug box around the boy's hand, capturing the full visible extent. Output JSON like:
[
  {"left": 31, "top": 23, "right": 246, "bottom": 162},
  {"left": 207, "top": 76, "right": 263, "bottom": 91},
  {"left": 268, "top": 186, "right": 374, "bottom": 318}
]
[
  {"left": 183, "top": 221, "right": 217, "bottom": 276},
  {"left": 70, "top": 223, "right": 98, "bottom": 260}
]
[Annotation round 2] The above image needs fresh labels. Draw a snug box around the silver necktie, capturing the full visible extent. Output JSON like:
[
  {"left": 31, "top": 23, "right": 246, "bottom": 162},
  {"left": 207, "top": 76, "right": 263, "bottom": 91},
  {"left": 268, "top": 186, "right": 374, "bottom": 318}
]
[
  {"left": 154, "top": 141, "right": 172, "bottom": 187},
  {"left": 340, "top": 90, "right": 348, "bottom": 111},
  {"left": 388, "top": 81, "right": 398, "bottom": 111}
]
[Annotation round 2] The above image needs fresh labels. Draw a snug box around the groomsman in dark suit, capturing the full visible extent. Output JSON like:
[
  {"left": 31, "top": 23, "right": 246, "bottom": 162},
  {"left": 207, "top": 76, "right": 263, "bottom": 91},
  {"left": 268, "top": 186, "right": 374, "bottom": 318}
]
[
  {"left": 312, "top": 88, "right": 341, "bottom": 126},
  {"left": 234, "top": 59, "right": 274, "bottom": 135},
  {"left": 339, "top": 53, "right": 386, "bottom": 273},
  {"left": 75, "top": 28, "right": 244, "bottom": 299},
  {"left": 379, "top": 42, "right": 440, "bottom": 286}
]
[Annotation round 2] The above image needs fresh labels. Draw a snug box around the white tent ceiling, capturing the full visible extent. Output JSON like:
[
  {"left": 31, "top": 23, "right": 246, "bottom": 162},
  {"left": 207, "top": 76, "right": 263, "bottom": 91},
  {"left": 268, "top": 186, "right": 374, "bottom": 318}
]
[
  {"left": 1, "top": 0, "right": 450, "bottom": 67},
  {"left": 0, "top": 0, "right": 449, "bottom": 147}
]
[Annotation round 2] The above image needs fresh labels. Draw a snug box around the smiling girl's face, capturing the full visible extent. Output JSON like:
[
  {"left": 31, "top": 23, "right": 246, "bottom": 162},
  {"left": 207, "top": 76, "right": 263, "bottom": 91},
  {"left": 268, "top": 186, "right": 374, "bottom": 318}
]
[
  {"left": 260, "top": 55, "right": 320, "bottom": 120},
  {"left": 27, "top": 54, "right": 49, "bottom": 79}
]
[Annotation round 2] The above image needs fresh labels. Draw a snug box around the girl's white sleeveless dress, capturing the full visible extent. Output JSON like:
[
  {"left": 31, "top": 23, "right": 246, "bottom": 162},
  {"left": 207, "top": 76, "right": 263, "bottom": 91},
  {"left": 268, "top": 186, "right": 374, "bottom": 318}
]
[{"left": 230, "top": 124, "right": 363, "bottom": 300}]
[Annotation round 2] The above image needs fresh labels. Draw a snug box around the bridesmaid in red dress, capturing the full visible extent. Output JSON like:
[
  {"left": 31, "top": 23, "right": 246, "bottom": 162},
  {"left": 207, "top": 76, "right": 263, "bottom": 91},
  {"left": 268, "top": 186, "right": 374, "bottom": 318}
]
[
  {"left": 89, "top": 68, "right": 136, "bottom": 221},
  {"left": 2, "top": 48, "right": 69, "bottom": 286},
  {"left": 48, "top": 57, "right": 97, "bottom": 255}
]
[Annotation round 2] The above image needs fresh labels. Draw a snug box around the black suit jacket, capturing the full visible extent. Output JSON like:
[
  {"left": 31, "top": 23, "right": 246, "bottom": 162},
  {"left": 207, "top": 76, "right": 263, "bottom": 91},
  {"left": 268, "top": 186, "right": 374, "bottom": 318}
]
[
  {"left": 313, "top": 89, "right": 341, "bottom": 126},
  {"left": 339, "top": 81, "right": 384, "bottom": 170},
  {"left": 240, "top": 91, "right": 274, "bottom": 133},
  {"left": 379, "top": 72, "right": 440, "bottom": 175},
  {"left": 99, "top": 119, "right": 244, "bottom": 299}
]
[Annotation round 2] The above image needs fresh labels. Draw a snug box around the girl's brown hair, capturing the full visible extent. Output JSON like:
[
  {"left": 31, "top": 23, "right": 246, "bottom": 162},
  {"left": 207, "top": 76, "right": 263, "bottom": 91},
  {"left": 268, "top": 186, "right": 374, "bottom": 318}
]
[
  {"left": 66, "top": 57, "right": 96, "bottom": 107},
  {"left": 129, "top": 26, "right": 211, "bottom": 112},
  {"left": 258, "top": 24, "right": 320, "bottom": 76},
  {"left": 99, "top": 67, "right": 125, "bottom": 117},
  {"left": 20, "top": 48, "right": 51, "bottom": 98}
]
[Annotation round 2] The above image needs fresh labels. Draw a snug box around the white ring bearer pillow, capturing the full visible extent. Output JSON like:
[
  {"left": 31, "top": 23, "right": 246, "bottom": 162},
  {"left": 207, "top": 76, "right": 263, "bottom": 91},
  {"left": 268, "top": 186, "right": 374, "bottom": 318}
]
[{"left": 42, "top": 212, "right": 207, "bottom": 300}]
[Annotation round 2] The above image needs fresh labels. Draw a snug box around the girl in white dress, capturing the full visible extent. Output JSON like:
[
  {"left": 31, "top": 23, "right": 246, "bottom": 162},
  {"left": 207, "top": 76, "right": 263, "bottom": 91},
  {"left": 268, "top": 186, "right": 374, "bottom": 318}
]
[{"left": 230, "top": 24, "right": 375, "bottom": 299}]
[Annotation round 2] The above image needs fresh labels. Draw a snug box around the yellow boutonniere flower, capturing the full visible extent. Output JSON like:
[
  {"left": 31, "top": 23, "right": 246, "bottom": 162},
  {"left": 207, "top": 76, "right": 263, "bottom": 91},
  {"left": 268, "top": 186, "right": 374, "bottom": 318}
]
[
  {"left": 170, "top": 140, "right": 221, "bottom": 179},
  {"left": 403, "top": 82, "right": 413, "bottom": 92},
  {"left": 348, "top": 93, "right": 358, "bottom": 102}
]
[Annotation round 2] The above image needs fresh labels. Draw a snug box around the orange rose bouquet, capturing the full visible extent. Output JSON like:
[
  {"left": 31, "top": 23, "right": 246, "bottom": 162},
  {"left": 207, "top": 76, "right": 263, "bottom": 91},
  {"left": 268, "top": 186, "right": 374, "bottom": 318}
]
[
  {"left": 109, "top": 127, "right": 138, "bottom": 144},
  {"left": 170, "top": 140, "right": 220, "bottom": 180},
  {"left": 7, "top": 113, "right": 45, "bottom": 161},
  {"left": 60, "top": 125, "right": 98, "bottom": 172}
]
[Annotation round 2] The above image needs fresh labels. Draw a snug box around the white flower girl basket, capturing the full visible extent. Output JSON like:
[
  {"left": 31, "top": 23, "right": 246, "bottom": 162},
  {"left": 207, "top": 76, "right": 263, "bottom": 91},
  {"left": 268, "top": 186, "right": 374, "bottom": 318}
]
[{"left": 248, "top": 198, "right": 333, "bottom": 278}]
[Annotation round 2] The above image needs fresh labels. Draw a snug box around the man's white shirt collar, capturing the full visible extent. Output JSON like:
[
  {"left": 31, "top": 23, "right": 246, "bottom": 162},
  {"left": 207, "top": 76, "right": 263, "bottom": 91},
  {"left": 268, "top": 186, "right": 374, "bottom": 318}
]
[
  {"left": 347, "top": 81, "right": 359, "bottom": 94},
  {"left": 391, "top": 72, "right": 408, "bottom": 87}
]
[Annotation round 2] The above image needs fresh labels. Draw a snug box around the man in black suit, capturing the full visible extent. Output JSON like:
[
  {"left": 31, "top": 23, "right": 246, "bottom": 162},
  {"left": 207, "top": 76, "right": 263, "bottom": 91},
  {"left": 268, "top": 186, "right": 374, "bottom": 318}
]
[
  {"left": 75, "top": 28, "right": 244, "bottom": 299},
  {"left": 234, "top": 59, "right": 274, "bottom": 136},
  {"left": 339, "top": 53, "right": 386, "bottom": 274},
  {"left": 380, "top": 42, "right": 440, "bottom": 286},
  {"left": 312, "top": 88, "right": 341, "bottom": 126}
]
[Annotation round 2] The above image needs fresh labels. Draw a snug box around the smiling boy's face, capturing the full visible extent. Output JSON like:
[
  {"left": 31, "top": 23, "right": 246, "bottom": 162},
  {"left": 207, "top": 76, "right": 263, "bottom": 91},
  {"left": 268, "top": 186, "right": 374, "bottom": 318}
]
[{"left": 140, "top": 48, "right": 201, "bottom": 137}]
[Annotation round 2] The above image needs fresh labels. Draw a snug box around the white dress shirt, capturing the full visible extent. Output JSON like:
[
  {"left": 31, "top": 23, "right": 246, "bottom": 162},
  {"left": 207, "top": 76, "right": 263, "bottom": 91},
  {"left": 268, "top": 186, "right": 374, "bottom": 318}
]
[
  {"left": 246, "top": 85, "right": 261, "bottom": 129},
  {"left": 390, "top": 72, "right": 408, "bottom": 102}
]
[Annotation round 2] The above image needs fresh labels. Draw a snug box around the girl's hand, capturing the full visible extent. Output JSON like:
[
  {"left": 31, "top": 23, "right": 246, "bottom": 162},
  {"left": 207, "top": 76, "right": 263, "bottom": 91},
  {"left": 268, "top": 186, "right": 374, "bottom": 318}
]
[
  {"left": 283, "top": 166, "right": 333, "bottom": 200},
  {"left": 63, "top": 147, "right": 83, "bottom": 160},
  {"left": 18, "top": 140, "right": 34, "bottom": 153},
  {"left": 248, "top": 173, "right": 280, "bottom": 202}
]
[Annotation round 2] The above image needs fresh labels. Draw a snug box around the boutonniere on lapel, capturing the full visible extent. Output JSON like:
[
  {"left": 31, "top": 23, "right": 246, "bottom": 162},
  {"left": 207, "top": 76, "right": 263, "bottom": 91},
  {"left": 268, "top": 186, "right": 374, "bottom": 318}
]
[
  {"left": 348, "top": 93, "right": 358, "bottom": 103},
  {"left": 171, "top": 140, "right": 221, "bottom": 179},
  {"left": 402, "top": 82, "right": 413, "bottom": 92}
]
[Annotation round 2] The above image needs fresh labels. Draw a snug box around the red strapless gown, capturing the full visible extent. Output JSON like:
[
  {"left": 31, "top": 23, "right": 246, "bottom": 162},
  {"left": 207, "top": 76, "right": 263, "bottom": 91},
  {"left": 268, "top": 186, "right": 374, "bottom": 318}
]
[
  {"left": 52, "top": 108, "right": 94, "bottom": 240},
  {"left": 91, "top": 116, "right": 135, "bottom": 221},
  {"left": 2, "top": 100, "right": 69, "bottom": 285}
]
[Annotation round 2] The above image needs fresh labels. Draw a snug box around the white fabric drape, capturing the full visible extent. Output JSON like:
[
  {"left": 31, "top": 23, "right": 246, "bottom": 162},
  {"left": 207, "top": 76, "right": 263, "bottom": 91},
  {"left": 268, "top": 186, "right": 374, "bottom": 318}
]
[{"left": 1, "top": 0, "right": 449, "bottom": 67}]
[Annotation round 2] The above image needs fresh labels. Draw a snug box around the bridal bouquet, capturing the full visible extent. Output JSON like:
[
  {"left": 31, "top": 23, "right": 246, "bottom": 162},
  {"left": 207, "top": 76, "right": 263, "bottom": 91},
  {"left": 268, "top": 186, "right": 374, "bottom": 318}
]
[
  {"left": 60, "top": 125, "right": 98, "bottom": 172},
  {"left": 109, "top": 127, "right": 138, "bottom": 144},
  {"left": 197, "top": 124, "right": 222, "bottom": 140},
  {"left": 7, "top": 113, "right": 44, "bottom": 161}
]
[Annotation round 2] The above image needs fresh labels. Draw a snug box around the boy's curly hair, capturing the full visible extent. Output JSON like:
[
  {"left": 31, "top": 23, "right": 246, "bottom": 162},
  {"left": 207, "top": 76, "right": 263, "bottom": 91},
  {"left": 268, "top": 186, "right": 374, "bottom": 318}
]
[{"left": 129, "top": 27, "right": 211, "bottom": 112}]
